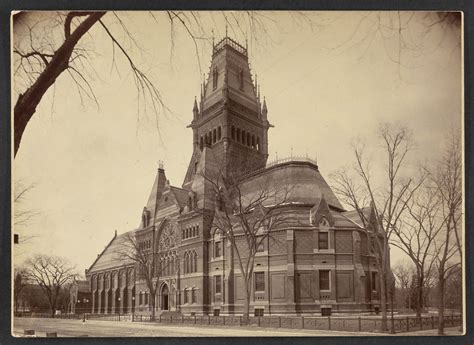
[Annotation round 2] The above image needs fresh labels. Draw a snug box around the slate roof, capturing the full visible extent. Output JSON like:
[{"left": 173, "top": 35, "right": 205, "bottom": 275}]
[
  {"left": 88, "top": 230, "right": 136, "bottom": 273},
  {"left": 240, "top": 160, "right": 344, "bottom": 210}
]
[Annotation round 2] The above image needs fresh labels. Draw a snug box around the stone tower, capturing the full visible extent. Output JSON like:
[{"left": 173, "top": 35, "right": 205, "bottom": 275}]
[{"left": 183, "top": 36, "right": 272, "bottom": 188}]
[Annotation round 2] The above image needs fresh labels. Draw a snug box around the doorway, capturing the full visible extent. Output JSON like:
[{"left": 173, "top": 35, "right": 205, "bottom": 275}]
[{"left": 161, "top": 284, "right": 169, "bottom": 311}]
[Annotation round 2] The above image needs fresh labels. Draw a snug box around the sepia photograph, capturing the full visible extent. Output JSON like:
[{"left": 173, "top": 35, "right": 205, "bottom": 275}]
[{"left": 11, "top": 10, "right": 464, "bottom": 338}]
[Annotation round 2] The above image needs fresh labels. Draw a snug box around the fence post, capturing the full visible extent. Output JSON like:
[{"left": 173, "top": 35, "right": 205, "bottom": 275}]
[
  {"left": 406, "top": 317, "right": 409, "bottom": 332},
  {"left": 328, "top": 316, "right": 331, "bottom": 331},
  {"left": 239, "top": 316, "right": 242, "bottom": 326},
  {"left": 194, "top": 315, "right": 196, "bottom": 324},
  {"left": 182, "top": 315, "right": 184, "bottom": 323},
  {"left": 420, "top": 316, "right": 423, "bottom": 330},
  {"left": 223, "top": 316, "right": 226, "bottom": 325},
  {"left": 302, "top": 316, "right": 304, "bottom": 329},
  {"left": 431, "top": 316, "right": 434, "bottom": 329},
  {"left": 279, "top": 316, "right": 281, "bottom": 328},
  {"left": 208, "top": 316, "right": 210, "bottom": 325},
  {"left": 358, "top": 317, "right": 361, "bottom": 332}
]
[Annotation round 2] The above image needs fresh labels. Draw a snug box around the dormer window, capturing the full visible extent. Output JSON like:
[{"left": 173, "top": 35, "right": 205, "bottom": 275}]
[
  {"left": 212, "top": 67, "right": 218, "bottom": 90},
  {"left": 319, "top": 217, "right": 330, "bottom": 229},
  {"left": 142, "top": 208, "right": 150, "bottom": 228}
]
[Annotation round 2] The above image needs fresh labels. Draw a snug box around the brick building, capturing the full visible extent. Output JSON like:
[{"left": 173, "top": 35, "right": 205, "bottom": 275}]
[{"left": 86, "top": 36, "right": 391, "bottom": 317}]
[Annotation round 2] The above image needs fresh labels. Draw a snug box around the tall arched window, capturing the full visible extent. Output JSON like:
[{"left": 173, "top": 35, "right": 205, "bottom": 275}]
[
  {"left": 239, "top": 69, "right": 244, "bottom": 90},
  {"left": 247, "top": 133, "right": 251, "bottom": 147},
  {"left": 217, "top": 126, "right": 221, "bottom": 141},
  {"left": 242, "top": 130, "right": 246, "bottom": 145},
  {"left": 200, "top": 136, "right": 203, "bottom": 150},
  {"left": 257, "top": 137, "right": 260, "bottom": 151},
  {"left": 231, "top": 126, "right": 235, "bottom": 140},
  {"left": 237, "top": 128, "right": 241, "bottom": 142},
  {"left": 212, "top": 129, "right": 216, "bottom": 143},
  {"left": 252, "top": 135, "right": 255, "bottom": 149},
  {"left": 212, "top": 67, "right": 218, "bottom": 90},
  {"left": 193, "top": 251, "right": 198, "bottom": 272}
]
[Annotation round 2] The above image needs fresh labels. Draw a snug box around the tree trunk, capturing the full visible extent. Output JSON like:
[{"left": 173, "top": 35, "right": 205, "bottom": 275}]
[
  {"left": 416, "top": 272, "right": 424, "bottom": 325},
  {"left": 438, "top": 272, "right": 445, "bottom": 335},
  {"left": 14, "top": 12, "right": 106, "bottom": 157},
  {"left": 379, "top": 270, "right": 388, "bottom": 331},
  {"left": 151, "top": 293, "right": 156, "bottom": 321},
  {"left": 242, "top": 283, "right": 251, "bottom": 325}
]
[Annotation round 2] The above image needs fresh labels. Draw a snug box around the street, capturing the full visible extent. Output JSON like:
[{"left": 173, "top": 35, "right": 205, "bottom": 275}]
[{"left": 12, "top": 317, "right": 463, "bottom": 337}]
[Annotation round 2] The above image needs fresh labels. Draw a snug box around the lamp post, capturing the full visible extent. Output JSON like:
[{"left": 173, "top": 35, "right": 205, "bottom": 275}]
[{"left": 132, "top": 296, "right": 135, "bottom": 322}]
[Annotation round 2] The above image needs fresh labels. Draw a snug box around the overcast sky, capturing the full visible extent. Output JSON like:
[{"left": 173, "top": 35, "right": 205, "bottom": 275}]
[{"left": 13, "top": 11, "right": 462, "bottom": 274}]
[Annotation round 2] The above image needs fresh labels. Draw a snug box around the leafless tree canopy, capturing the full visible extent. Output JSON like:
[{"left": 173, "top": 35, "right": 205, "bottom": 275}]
[
  {"left": 24, "top": 254, "right": 77, "bottom": 317},
  {"left": 200, "top": 163, "right": 298, "bottom": 318},
  {"left": 13, "top": 11, "right": 295, "bottom": 157},
  {"left": 330, "top": 122, "right": 420, "bottom": 331}
]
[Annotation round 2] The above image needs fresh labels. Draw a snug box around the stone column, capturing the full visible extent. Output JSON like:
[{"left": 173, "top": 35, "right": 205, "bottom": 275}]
[
  {"left": 91, "top": 290, "right": 96, "bottom": 314},
  {"left": 111, "top": 289, "right": 116, "bottom": 314},
  {"left": 119, "top": 288, "right": 124, "bottom": 314},
  {"left": 97, "top": 289, "right": 102, "bottom": 314},
  {"left": 104, "top": 289, "right": 109, "bottom": 314}
]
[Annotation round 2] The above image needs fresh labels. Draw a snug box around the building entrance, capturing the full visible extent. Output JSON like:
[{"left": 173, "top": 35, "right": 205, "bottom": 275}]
[{"left": 161, "top": 284, "right": 169, "bottom": 310}]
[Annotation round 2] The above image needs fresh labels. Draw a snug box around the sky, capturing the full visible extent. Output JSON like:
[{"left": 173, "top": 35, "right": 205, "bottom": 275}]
[{"left": 12, "top": 11, "right": 462, "bottom": 274}]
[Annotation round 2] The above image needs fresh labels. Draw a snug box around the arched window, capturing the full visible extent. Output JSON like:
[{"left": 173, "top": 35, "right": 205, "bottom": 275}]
[
  {"left": 257, "top": 137, "right": 260, "bottom": 151},
  {"left": 242, "top": 130, "right": 246, "bottom": 145},
  {"left": 212, "top": 67, "right": 218, "bottom": 90},
  {"left": 247, "top": 133, "right": 251, "bottom": 147},
  {"left": 239, "top": 69, "right": 244, "bottom": 90},
  {"left": 213, "top": 129, "right": 216, "bottom": 143},
  {"left": 237, "top": 128, "right": 241, "bottom": 142},
  {"left": 231, "top": 126, "right": 235, "bottom": 140},
  {"left": 208, "top": 131, "right": 212, "bottom": 145},
  {"left": 252, "top": 135, "right": 255, "bottom": 149},
  {"left": 184, "top": 288, "right": 188, "bottom": 303},
  {"left": 193, "top": 252, "right": 198, "bottom": 272},
  {"left": 217, "top": 127, "right": 222, "bottom": 141},
  {"left": 200, "top": 136, "right": 203, "bottom": 149}
]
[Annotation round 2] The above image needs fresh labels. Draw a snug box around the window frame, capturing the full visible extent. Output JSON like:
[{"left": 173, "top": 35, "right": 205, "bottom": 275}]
[
  {"left": 319, "top": 270, "right": 331, "bottom": 291},
  {"left": 318, "top": 231, "right": 329, "bottom": 250},
  {"left": 214, "top": 275, "right": 221, "bottom": 294},
  {"left": 254, "top": 272, "right": 265, "bottom": 292}
]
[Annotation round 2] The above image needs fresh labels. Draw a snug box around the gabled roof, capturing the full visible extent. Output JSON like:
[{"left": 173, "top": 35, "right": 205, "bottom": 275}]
[
  {"left": 342, "top": 207, "right": 372, "bottom": 228},
  {"left": 87, "top": 230, "right": 136, "bottom": 274},
  {"left": 170, "top": 186, "right": 190, "bottom": 209}
]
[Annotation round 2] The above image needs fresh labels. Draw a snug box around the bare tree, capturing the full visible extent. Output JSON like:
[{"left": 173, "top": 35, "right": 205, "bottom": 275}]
[
  {"left": 392, "top": 260, "right": 414, "bottom": 312},
  {"left": 24, "top": 254, "right": 77, "bottom": 317},
  {"left": 334, "top": 11, "right": 461, "bottom": 75},
  {"left": 13, "top": 180, "right": 40, "bottom": 238},
  {"left": 119, "top": 228, "right": 174, "bottom": 320},
  {"left": 199, "top": 163, "right": 297, "bottom": 320},
  {"left": 13, "top": 11, "right": 284, "bottom": 157},
  {"left": 14, "top": 266, "right": 30, "bottom": 313},
  {"left": 390, "top": 177, "right": 442, "bottom": 323},
  {"left": 431, "top": 133, "right": 462, "bottom": 335},
  {"left": 330, "top": 122, "right": 418, "bottom": 331}
]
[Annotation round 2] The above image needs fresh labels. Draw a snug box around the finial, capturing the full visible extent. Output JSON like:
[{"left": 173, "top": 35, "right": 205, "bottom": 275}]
[
  {"left": 262, "top": 96, "right": 267, "bottom": 113},
  {"left": 159, "top": 160, "right": 164, "bottom": 170},
  {"left": 115, "top": 229, "right": 117, "bottom": 236},
  {"left": 193, "top": 96, "right": 198, "bottom": 111}
]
